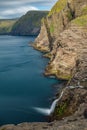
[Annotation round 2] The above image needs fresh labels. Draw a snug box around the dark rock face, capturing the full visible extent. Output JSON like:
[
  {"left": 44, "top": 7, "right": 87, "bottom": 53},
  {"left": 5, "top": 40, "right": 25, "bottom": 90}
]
[
  {"left": 84, "top": 109, "right": 87, "bottom": 118},
  {"left": 52, "top": 84, "right": 87, "bottom": 120},
  {"left": 11, "top": 11, "right": 49, "bottom": 36}
]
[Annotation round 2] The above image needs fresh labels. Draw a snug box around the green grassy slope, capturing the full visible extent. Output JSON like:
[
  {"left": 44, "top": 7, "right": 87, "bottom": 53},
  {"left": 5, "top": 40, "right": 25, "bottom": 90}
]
[
  {"left": 48, "top": 0, "right": 67, "bottom": 16},
  {"left": 11, "top": 11, "right": 49, "bottom": 36},
  {"left": 0, "top": 19, "right": 17, "bottom": 35}
]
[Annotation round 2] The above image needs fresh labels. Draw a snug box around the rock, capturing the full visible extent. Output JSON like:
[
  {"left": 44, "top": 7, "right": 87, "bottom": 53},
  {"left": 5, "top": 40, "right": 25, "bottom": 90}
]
[
  {"left": 84, "top": 109, "right": 87, "bottom": 118},
  {"left": 34, "top": 0, "right": 87, "bottom": 81},
  {"left": 33, "top": 0, "right": 87, "bottom": 129}
]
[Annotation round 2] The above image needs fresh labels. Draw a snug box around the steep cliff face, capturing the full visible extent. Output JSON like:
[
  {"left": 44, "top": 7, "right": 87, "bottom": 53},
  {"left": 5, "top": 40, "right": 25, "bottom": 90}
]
[
  {"left": 11, "top": 11, "right": 48, "bottom": 36},
  {"left": 34, "top": 0, "right": 87, "bottom": 81}
]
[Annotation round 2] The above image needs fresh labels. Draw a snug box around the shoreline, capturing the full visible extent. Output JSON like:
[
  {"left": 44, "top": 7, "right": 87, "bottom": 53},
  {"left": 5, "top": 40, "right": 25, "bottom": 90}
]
[
  {"left": 32, "top": 43, "right": 87, "bottom": 120},
  {"left": 0, "top": 37, "right": 87, "bottom": 130}
]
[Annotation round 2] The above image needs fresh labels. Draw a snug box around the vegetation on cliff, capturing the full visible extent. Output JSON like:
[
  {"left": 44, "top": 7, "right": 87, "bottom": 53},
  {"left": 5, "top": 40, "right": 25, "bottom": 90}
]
[
  {"left": 0, "top": 11, "right": 48, "bottom": 36},
  {"left": 48, "top": 0, "right": 67, "bottom": 16},
  {"left": 11, "top": 11, "right": 49, "bottom": 36},
  {"left": 71, "top": 15, "right": 87, "bottom": 27},
  {"left": 0, "top": 19, "right": 17, "bottom": 35}
]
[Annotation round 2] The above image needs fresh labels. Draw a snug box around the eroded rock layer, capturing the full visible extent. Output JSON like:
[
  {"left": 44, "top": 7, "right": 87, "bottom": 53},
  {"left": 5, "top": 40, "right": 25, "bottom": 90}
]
[
  {"left": 34, "top": 0, "right": 87, "bottom": 81},
  {"left": 33, "top": 0, "right": 87, "bottom": 124}
]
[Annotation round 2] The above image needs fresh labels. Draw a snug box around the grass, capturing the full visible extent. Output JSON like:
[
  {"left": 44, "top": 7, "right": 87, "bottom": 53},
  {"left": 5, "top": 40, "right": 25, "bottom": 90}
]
[
  {"left": 0, "top": 19, "right": 17, "bottom": 34},
  {"left": 48, "top": 0, "right": 67, "bottom": 16},
  {"left": 82, "top": 6, "right": 87, "bottom": 15},
  {"left": 71, "top": 15, "right": 87, "bottom": 27},
  {"left": 41, "top": 18, "right": 45, "bottom": 24},
  {"left": 50, "top": 24, "right": 54, "bottom": 33},
  {"left": 55, "top": 102, "right": 67, "bottom": 116},
  {"left": 67, "top": 10, "right": 73, "bottom": 21},
  {"left": 56, "top": 69, "right": 72, "bottom": 80}
]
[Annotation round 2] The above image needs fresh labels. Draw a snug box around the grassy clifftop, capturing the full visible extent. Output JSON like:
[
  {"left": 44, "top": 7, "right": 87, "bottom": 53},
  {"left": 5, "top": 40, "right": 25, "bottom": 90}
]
[
  {"left": 48, "top": 0, "right": 67, "bottom": 16},
  {"left": 11, "top": 11, "right": 48, "bottom": 36},
  {"left": 0, "top": 19, "right": 17, "bottom": 35}
]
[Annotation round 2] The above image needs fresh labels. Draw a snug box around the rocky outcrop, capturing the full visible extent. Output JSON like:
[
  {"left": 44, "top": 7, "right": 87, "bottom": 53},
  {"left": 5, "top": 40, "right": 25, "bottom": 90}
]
[
  {"left": 52, "top": 81, "right": 87, "bottom": 120},
  {"left": 33, "top": 0, "right": 87, "bottom": 127},
  {"left": 45, "top": 26, "right": 87, "bottom": 81},
  {"left": 0, "top": 103, "right": 87, "bottom": 130},
  {"left": 34, "top": 0, "right": 87, "bottom": 81}
]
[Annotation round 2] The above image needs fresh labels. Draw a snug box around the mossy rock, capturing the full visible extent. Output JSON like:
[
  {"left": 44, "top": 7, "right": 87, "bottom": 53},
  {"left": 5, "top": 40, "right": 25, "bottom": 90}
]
[
  {"left": 43, "top": 52, "right": 52, "bottom": 59},
  {"left": 56, "top": 102, "right": 67, "bottom": 117},
  {"left": 67, "top": 10, "right": 73, "bottom": 21},
  {"left": 45, "top": 65, "right": 72, "bottom": 80},
  {"left": 48, "top": 0, "right": 67, "bottom": 16},
  {"left": 71, "top": 15, "right": 87, "bottom": 27},
  {"left": 52, "top": 100, "right": 71, "bottom": 120},
  {"left": 56, "top": 70, "right": 72, "bottom": 80},
  {"left": 0, "top": 19, "right": 17, "bottom": 34},
  {"left": 50, "top": 24, "right": 54, "bottom": 33},
  {"left": 82, "top": 6, "right": 87, "bottom": 15}
]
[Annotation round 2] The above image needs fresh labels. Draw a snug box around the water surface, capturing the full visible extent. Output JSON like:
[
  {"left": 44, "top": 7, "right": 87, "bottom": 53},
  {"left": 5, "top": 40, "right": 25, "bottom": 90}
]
[{"left": 0, "top": 35, "right": 59, "bottom": 125}]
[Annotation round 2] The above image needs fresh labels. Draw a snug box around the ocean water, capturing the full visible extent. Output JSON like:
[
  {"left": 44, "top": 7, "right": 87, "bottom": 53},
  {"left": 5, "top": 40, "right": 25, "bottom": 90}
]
[{"left": 0, "top": 35, "right": 59, "bottom": 125}]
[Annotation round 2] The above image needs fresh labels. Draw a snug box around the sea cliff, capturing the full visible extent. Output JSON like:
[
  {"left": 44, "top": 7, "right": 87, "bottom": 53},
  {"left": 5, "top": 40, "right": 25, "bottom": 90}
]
[
  {"left": 34, "top": 0, "right": 87, "bottom": 81},
  {"left": 0, "top": 11, "right": 48, "bottom": 36},
  {"left": 33, "top": 0, "right": 87, "bottom": 126},
  {"left": 11, "top": 11, "right": 49, "bottom": 36}
]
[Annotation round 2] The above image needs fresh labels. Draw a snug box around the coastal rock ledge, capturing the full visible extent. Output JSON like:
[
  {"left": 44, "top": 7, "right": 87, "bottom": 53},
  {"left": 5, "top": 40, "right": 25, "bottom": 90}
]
[{"left": 0, "top": 104, "right": 87, "bottom": 130}]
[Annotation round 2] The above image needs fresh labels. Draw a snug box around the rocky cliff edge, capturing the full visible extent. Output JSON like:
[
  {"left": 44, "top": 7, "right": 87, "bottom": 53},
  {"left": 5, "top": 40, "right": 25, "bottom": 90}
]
[
  {"left": 33, "top": 0, "right": 87, "bottom": 127},
  {"left": 34, "top": 0, "right": 87, "bottom": 81}
]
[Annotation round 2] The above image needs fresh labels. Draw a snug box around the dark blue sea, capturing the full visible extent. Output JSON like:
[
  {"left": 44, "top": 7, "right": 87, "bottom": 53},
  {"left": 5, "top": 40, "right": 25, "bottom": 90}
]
[{"left": 0, "top": 35, "right": 59, "bottom": 125}]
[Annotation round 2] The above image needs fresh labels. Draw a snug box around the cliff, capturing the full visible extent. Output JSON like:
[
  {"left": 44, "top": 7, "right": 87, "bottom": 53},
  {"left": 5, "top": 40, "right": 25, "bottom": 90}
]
[
  {"left": 11, "top": 11, "right": 48, "bottom": 36},
  {"left": 33, "top": 0, "right": 87, "bottom": 123},
  {"left": 0, "top": 19, "right": 17, "bottom": 35},
  {"left": 34, "top": 0, "right": 87, "bottom": 81},
  {"left": 0, "top": 11, "right": 48, "bottom": 36}
]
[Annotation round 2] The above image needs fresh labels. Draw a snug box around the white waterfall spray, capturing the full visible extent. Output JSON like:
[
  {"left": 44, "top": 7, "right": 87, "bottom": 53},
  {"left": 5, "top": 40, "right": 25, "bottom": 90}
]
[
  {"left": 33, "top": 82, "right": 83, "bottom": 116},
  {"left": 33, "top": 90, "right": 64, "bottom": 116}
]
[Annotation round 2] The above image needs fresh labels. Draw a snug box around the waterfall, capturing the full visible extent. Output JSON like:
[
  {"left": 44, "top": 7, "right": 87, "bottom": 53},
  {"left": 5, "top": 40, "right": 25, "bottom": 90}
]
[
  {"left": 33, "top": 88, "right": 66, "bottom": 116},
  {"left": 33, "top": 83, "right": 83, "bottom": 116}
]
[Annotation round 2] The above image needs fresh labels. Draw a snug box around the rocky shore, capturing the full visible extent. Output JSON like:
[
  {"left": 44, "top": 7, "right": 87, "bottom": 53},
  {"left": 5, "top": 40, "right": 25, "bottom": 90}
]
[
  {"left": 0, "top": 0, "right": 87, "bottom": 129},
  {"left": 0, "top": 103, "right": 87, "bottom": 130}
]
